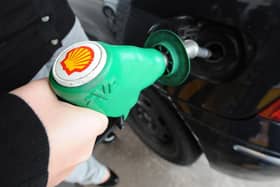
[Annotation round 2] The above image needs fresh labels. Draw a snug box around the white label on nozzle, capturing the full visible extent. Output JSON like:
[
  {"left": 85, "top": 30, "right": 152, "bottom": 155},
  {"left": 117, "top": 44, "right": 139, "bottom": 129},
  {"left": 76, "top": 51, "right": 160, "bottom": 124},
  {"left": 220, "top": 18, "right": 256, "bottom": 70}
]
[{"left": 52, "top": 41, "right": 107, "bottom": 87}]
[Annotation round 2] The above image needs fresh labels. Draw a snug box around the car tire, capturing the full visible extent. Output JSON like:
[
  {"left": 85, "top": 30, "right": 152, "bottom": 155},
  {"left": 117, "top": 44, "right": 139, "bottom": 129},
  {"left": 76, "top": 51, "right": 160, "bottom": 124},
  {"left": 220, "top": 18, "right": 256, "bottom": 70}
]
[
  {"left": 85, "top": 32, "right": 97, "bottom": 41},
  {"left": 113, "top": 0, "right": 132, "bottom": 44},
  {"left": 128, "top": 87, "right": 202, "bottom": 165},
  {"left": 103, "top": 6, "right": 115, "bottom": 17},
  {"left": 102, "top": 6, "right": 116, "bottom": 33}
]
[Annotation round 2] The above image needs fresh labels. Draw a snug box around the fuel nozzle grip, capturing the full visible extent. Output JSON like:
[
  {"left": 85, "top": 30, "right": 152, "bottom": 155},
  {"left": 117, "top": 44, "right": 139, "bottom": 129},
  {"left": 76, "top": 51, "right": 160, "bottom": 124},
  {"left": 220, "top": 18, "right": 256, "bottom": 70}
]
[{"left": 49, "top": 30, "right": 208, "bottom": 118}]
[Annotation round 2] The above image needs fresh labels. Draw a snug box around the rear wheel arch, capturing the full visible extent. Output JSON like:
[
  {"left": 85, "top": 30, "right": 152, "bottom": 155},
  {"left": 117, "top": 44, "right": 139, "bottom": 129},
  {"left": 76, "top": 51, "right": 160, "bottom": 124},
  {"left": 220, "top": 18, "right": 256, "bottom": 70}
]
[{"left": 128, "top": 86, "right": 202, "bottom": 165}]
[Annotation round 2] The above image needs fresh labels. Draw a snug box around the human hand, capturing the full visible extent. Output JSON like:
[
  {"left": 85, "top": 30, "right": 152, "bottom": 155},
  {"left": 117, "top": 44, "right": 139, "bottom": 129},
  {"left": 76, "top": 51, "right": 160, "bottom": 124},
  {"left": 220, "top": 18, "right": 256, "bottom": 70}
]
[{"left": 11, "top": 79, "right": 108, "bottom": 187}]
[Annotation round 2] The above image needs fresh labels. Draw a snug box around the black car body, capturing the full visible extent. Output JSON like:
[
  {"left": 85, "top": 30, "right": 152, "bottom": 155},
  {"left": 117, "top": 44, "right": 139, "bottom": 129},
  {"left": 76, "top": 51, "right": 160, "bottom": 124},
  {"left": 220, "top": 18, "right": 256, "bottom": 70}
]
[
  {"left": 112, "top": 0, "right": 280, "bottom": 180},
  {"left": 70, "top": 0, "right": 280, "bottom": 180}
]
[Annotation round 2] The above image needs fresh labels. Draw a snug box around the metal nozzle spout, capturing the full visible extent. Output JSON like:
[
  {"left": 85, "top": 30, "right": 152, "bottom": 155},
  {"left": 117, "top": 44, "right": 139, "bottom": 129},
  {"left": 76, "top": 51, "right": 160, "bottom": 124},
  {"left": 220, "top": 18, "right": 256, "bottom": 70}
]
[{"left": 184, "top": 40, "right": 212, "bottom": 59}]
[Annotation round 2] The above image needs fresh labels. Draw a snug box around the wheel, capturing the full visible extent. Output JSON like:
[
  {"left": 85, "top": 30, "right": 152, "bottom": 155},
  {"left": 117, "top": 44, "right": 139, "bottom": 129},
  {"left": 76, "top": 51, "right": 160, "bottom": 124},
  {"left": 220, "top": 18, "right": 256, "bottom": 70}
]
[
  {"left": 103, "top": 6, "right": 115, "bottom": 17},
  {"left": 102, "top": 6, "right": 116, "bottom": 33},
  {"left": 112, "top": 0, "right": 132, "bottom": 43},
  {"left": 85, "top": 32, "right": 98, "bottom": 41},
  {"left": 128, "top": 87, "right": 201, "bottom": 165}
]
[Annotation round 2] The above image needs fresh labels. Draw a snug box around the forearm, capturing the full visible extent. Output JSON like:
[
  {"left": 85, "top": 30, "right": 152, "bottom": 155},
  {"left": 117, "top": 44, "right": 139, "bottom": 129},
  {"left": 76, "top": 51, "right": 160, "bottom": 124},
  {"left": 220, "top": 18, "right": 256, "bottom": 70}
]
[
  {"left": 9, "top": 79, "right": 108, "bottom": 187},
  {"left": 0, "top": 93, "right": 49, "bottom": 186}
]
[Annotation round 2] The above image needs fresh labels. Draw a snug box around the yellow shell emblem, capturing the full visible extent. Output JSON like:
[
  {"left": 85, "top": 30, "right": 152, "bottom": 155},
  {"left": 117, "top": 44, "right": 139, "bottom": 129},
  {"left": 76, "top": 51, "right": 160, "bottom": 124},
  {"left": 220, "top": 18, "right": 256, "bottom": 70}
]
[{"left": 60, "top": 46, "right": 94, "bottom": 75}]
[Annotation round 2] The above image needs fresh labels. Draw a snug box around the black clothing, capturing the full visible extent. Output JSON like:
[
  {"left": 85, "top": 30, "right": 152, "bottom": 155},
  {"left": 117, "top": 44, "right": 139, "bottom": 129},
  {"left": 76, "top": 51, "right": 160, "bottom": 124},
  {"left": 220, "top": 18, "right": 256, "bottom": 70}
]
[
  {"left": 0, "top": 93, "right": 49, "bottom": 187},
  {"left": 0, "top": 0, "right": 75, "bottom": 186},
  {"left": 1, "top": 0, "right": 75, "bottom": 91}
]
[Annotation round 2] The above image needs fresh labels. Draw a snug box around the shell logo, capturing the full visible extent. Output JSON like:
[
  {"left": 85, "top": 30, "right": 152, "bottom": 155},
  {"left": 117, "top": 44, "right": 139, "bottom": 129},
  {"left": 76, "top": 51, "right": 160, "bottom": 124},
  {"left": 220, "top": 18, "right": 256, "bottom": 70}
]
[{"left": 60, "top": 46, "right": 94, "bottom": 75}]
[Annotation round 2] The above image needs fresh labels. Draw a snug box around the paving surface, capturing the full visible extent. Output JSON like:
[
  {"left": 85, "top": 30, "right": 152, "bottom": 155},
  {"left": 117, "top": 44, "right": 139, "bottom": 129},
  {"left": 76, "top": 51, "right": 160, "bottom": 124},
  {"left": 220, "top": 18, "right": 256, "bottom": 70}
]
[{"left": 59, "top": 125, "right": 280, "bottom": 187}]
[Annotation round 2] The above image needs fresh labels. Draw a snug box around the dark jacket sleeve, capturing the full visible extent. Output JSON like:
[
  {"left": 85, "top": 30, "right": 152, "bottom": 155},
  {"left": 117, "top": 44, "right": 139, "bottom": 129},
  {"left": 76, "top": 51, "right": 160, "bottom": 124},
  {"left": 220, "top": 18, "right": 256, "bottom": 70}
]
[{"left": 0, "top": 93, "right": 49, "bottom": 187}]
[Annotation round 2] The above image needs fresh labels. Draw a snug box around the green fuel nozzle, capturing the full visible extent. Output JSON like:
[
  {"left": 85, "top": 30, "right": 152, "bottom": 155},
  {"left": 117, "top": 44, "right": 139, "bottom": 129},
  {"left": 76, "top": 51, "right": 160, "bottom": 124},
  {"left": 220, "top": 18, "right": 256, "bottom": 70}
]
[{"left": 49, "top": 30, "right": 211, "bottom": 118}]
